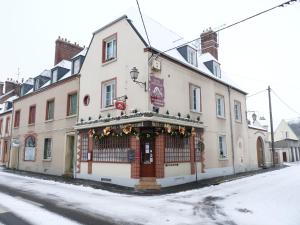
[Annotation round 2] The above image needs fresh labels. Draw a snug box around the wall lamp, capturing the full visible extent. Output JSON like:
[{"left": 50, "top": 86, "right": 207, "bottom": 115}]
[{"left": 130, "top": 67, "right": 147, "bottom": 92}]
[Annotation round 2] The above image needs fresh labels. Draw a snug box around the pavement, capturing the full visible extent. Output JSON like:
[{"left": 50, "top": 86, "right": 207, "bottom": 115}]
[{"left": 0, "top": 165, "right": 286, "bottom": 196}]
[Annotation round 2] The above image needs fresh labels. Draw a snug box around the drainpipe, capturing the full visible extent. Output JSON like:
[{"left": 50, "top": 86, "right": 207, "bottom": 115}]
[
  {"left": 73, "top": 75, "right": 80, "bottom": 179},
  {"left": 228, "top": 86, "right": 236, "bottom": 174}
]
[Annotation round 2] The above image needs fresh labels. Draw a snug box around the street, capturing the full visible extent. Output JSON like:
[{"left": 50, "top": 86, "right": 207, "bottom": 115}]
[{"left": 0, "top": 164, "right": 300, "bottom": 225}]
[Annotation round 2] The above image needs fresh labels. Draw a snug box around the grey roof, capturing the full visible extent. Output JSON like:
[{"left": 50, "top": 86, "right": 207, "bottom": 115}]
[{"left": 288, "top": 120, "right": 300, "bottom": 139}]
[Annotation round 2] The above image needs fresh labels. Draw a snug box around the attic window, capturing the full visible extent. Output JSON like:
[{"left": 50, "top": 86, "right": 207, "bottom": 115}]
[
  {"left": 213, "top": 61, "right": 221, "bottom": 78},
  {"left": 187, "top": 47, "right": 197, "bottom": 66},
  {"left": 34, "top": 79, "right": 40, "bottom": 90},
  {"left": 73, "top": 58, "right": 81, "bottom": 74},
  {"left": 102, "top": 34, "right": 117, "bottom": 63},
  {"left": 52, "top": 69, "right": 58, "bottom": 83}
]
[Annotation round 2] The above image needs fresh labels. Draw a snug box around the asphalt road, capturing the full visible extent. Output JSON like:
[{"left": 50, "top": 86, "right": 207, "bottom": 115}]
[{"left": 0, "top": 184, "right": 133, "bottom": 225}]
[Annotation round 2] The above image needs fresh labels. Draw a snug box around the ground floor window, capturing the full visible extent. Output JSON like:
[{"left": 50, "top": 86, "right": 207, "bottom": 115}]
[
  {"left": 165, "top": 136, "right": 190, "bottom": 162},
  {"left": 218, "top": 135, "right": 227, "bottom": 159},
  {"left": 93, "top": 135, "right": 130, "bottom": 162},
  {"left": 43, "top": 138, "right": 52, "bottom": 160},
  {"left": 81, "top": 134, "right": 89, "bottom": 161},
  {"left": 24, "top": 136, "right": 36, "bottom": 161}
]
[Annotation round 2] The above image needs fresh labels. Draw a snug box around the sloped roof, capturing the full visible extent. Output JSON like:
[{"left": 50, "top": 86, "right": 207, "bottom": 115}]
[
  {"left": 122, "top": 8, "right": 246, "bottom": 94},
  {"left": 288, "top": 118, "right": 300, "bottom": 139},
  {"left": 54, "top": 59, "right": 72, "bottom": 69},
  {"left": 72, "top": 48, "right": 88, "bottom": 59}
]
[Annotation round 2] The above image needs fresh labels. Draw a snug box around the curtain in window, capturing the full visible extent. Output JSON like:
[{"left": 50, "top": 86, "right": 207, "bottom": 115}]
[
  {"left": 25, "top": 136, "right": 36, "bottom": 161},
  {"left": 47, "top": 101, "right": 54, "bottom": 120},
  {"left": 69, "top": 94, "right": 77, "bottom": 115},
  {"left": 44, "top": 138, "right": 52, "bottom": 159}
]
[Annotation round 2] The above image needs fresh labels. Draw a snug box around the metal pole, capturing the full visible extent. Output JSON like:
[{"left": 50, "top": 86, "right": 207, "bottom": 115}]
[{"left": 268, "top": 86, "right": 276, "bottom": 166}]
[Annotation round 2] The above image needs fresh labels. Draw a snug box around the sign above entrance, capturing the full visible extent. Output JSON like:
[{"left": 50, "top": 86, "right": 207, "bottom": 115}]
[{"left": 149, "top": 76, "right": 165, "bottom": 107}]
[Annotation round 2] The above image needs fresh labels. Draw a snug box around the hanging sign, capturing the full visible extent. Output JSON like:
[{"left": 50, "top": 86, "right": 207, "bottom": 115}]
[
  {"left": 150, "top": 76, "right": 165, "bottom": 107},
  {"left": 115, "top": 100, "right": 126, "bottom": 110}
]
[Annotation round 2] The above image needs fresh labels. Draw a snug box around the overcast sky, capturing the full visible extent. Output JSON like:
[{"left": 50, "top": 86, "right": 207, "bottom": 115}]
[{"left": 0, "top": 0, "right": 299, "bottom": 127}]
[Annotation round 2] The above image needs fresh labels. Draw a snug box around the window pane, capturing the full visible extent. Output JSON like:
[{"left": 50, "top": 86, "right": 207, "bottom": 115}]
[{"left": 69, "top": 93, "right": 77, "bottom": 115}]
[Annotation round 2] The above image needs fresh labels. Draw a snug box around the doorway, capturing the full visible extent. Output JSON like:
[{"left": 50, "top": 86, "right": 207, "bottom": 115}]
[
  {"left": 140, "top": 137, "right": 155, "bottom": 177},
  {"left": 256, "top": 137, "right": 264, "bottom": 167},
  {"left": 65, "top": 135, "right": 75, "bottom": 175},
  {"left": 282, "top": 152, "right": 287, "bottom": 162}
]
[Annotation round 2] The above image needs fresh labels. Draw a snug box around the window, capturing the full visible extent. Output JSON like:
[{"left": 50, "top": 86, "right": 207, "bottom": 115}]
[
  {"left": 46, "top": 99, "right": 55, "bottom": 120},
  {"left": 5, "top": 117, "right": 10, "bottom": 134},
  {"left": 24, "top": 136, "right": 36, "bottom": 161},
  {"left": 67, "top": 92, "right": 77, "bottom": 116},
  {"left": 102, "top": 34, "right": 117, "bottom": 63},
  {"left": 28, "top": 105, "right": 36, "bottom": 124},
  {"left": 83, "top": 95, "right": 90, "bottom": 106},
  {"left": 234, "top": 100, "right": 242, "bottom": 122},
  {"left": 216, "top": 94, "right": 225, "bottom": 118},
  {"left": 34, "top": 79, "right": 40, "bottom": 90},
  {"left": 165, "top": 136, "right": 190, "bottom": 162},
  {"left": 14, "top": 110, "right": 20, "bottom": 128},
  {"left": 187, "top": 47, "right": 197, "bottom": 66},
  {"left": 81, "top": 134, "right": 88, "bottom": 161},
  {"left": 218, "top": 135, "right": 227, "bottom": 159},
  {"left": 190, "top": 84, "right": 201, "bottom": 113},
  {"left": 93, "top": 135, "right": 130, "bottom": 162},
  {"left": 0, "top": 119, "right": 2, "bottom": 135},
  {"left": 43, "top": 138, "right": 52, "bottom": 160},
  {"left": 102, "top": 79, "right": 116, "bottom": 108},
  {"left": 73, "top": 58, "right": 81, "bottom": 74},
  {"left": 213, "top": 61, "right": 221, "bottom": 78},
  {"left": 52, "top": 69, "right": 58, "bottom": 83}
]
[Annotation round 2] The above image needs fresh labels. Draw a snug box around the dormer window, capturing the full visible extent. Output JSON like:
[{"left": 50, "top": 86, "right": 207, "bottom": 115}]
[
  {"left": 34, "top": 79, "right": 40, "bottom": 90},
  {"left": 52, "top": 69, "right": 58, "bottom": 83},
  {"left": 73, "top": 58, "right": 81, "bottom": 74},
  {"left": 187, "top": 47, "right": 197, "bottom": 66},
  {"left": 213, "top": 61, "right": 221, "bottom": 78},
  {"left": 102, "top": 34, "right": 117, "bottom": 63}
]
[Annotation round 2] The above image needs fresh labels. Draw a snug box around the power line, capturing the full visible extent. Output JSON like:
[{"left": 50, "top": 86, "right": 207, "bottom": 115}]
[
  {"left": 154, "top": 0, "right": 298, "bottom": 57},
  {"left": 136, "top": 0, "right": 151, "bottom": 48},
  {"left": 247, "top": 89, "right": 267, "bottom": 98},
  {"left": 271, "top": 88, "right": 300, "bottom": 115}
]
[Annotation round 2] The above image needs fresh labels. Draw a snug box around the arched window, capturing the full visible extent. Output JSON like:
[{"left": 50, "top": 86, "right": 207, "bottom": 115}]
[{"left": 24, "top": 136, "right": 36, "bottom": 161}]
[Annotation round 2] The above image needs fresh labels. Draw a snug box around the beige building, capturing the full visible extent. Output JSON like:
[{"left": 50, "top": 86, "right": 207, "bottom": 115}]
[
  {"left": 75, "top": 10, "right": 267, "bottom": 189},
  {"left": 10, "top": 38, "right": 86, "bottom": 176}
]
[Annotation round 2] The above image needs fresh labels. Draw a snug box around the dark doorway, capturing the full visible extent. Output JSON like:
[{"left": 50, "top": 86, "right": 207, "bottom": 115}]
[
  {"left": 140, "top": 137, "right": 155, "bottom": 177},
  {"left": 282, "top": 152, "right": 287, "bottom": 162},
  {"left": 256, "top": 137, "right": 264, "bottom": 167}
]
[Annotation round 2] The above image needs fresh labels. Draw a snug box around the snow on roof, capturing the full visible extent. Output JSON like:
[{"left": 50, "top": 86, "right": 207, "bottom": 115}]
[
  {"left": 54, "top": 59, "right": 72, "bottom": 70},
  {"left": 0, "top": 103, "right": 5, "bottom": 114},
  {"left": 24, "top": 78, "right": 34, "bottom": 85},
  {"left": 72, "top": 48, "right": 88, "bottom": 59},
  {"left": 0, "top": 90, "right": 14, "bottom": 100},
  {"left": 39, "top": 69, "right": 51, "bottom": 78},
  {"left": 6, "top": 95, "right": 18, "bottom": 102},
  {"left": 59, "top": 71, "right": 72, "bottom": 81},
  {"left": 122, "top": 8, "right": 246, "bottom": 93},
  {"left": 40, "top": 80, "right": 50, "bottom": 89}
]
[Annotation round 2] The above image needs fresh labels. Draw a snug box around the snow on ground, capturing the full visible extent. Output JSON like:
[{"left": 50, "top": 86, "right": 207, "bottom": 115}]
[
  {"left": 0, "top": 163, "right": 300, "bottom": 225},
  {"left": 0, "top": 192, "right": 81, "bottom": 225}
]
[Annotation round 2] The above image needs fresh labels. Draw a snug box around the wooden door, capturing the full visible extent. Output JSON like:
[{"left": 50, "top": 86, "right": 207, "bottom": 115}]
[
  {"left": 256, "top": 138, "right": 264, "bottom": 167},
  {"left": 140, "top": 138, "right": 155, "bottom": 177}
]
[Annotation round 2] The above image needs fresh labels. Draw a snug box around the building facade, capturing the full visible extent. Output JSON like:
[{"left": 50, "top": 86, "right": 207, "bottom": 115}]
[{"left": 74, "top": 11, "right": 265, "bottom": 189}]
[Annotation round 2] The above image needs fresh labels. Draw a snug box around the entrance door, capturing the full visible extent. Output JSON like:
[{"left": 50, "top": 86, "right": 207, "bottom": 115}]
[
  {"left": 140, "top": 138, "right": 155, "bottom": 177},
  {"left": 282, "top": 152, "right": 287, "bottom": 162},
  {"left": 3, "top": 141, "right": 8, "bottom": 163},
  {"left": 256, "top": 137, "right": 264, "bottom": 167},
  {"left": 65, "top": 135, "right": 75, "bottom": 175}
]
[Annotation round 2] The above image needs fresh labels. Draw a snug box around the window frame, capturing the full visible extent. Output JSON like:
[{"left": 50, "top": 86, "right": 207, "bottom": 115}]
[
  {"left": 52, "top": 69, "right": 58, "bottom": 83},
  {"left": 45, "top": 98, "right": 55, "bottom": 121},
  {"left": 28, "top": 105, "right": 36, "bottom": 125},
  {"left": 102, "top": 33, "right": 117, "bottom": 63},
  {"left": 73, "top": 58, "right": 81, "bottom": 74},
  {"left": 216, "top": 94, "right": 225, "bottom": 118},
  {"left": 43, "top": 138, "right": 52, "bottom": 160},
  {"left": 101, "top": 78, "right": 117, "bottom": 109},
  {"left": 67, "top": 92, "right": 78, "bottom": 116},
  {"left": 0, "top": 119, "right": 2, "bottom": 135},
  {"left": 187, "top": 47, "right": 197, "bottom": 66},
  {"left": 218, "top": 135, "right": 227, "bottom": 159},
  {"left": 14, "top": 110, "right": 21, "bottom": 128},
  {"left": 24, "top": 135, "right": 36, "bottom": 161},
  {"left": 234, "top": 100, "right": 242, "bottom": 123},
  {"left": 189, "top": 84, "right": 202, "bottom": 113},
  {"left": 5, "top": 117, "right": 10, "bottom": 134}
]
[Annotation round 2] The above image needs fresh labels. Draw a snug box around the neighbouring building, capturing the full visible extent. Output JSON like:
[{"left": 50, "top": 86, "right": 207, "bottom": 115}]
[
  {"left": 274, "top": 119, "right": 300, "bottom": 163},
  {"left": 10, "top": 38, "right": 86, "bottom": 176},
  {"left": 0, "top": 80, "right": 20, "bottom": 167},
  {"left": 74, "top": 10, "right": 267, "bottom": 189}
]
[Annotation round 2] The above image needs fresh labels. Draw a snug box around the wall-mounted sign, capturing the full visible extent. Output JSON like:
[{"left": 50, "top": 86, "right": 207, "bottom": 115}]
[
  {"left": 149, "top": 76, "right": 165, "bottom": 107},
  {"left": 115, "top": 100, "right": 126, "bottom": 110}
]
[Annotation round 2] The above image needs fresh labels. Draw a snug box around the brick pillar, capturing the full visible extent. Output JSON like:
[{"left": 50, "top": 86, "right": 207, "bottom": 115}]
[
  {"left": 155, "top": 134, "right": 165, "bottom": 178},
  {"left": 88, "top": 134, "right": 93, "bottom": 174},
  {"left": 190, "top": 135, "right": 195, "bottom": 175},
  {"left": 130, "top": 136, "right": 140, "bottom": 178}
]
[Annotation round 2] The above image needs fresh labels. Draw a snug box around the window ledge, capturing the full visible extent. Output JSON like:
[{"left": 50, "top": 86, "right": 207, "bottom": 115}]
[
  {"left": 28, "top": 123, "right": 35, "bottom": 127},
  {"left": 217, "top": 115, "right": 226, "bottom": 120},
  {"left": 102, "top": 58, "right": 117, "bottom": 66},
  {"left": 45, "top": 119, "right": 54, "bottom": 123},
  {"left": 219, "top": 157, "right": 228, "bottom": 161},
  {"left": 190, "top": 110, "right": 202, "bottom": 115},
  {"left": 235, "top": 120, "right": 242, "bottom": 124},
  {"left": 43, "top": 158, "right": 52, "bottom": 162},
  {"left": 100, "top": 107, "right": 115, "bottom": 112},
  {"left": 66, "top": 114, "right": 77, "bottom": 119}
]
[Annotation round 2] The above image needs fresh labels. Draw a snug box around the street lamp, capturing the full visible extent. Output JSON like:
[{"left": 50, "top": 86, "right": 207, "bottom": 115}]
[{"left": 130, "top": 67, "right": 147, "bottom": 92}]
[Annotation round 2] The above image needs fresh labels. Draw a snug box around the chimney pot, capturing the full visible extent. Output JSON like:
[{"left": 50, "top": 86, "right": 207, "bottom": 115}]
[{"left": 200, "top": 29, "right": 219, "bottom": 60}]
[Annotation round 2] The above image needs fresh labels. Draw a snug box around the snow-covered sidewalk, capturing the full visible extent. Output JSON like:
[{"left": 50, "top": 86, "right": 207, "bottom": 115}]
[{"left": 0, "top": 164, "right": 300, "bottom": 225}]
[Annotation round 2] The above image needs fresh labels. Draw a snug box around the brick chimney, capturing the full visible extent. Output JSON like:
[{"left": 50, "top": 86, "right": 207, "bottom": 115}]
[
  {"left": 5, "top": 80, "right": 18, "bottom": 94},
  {"left": 54, "top": 36, "right": 84, "bottom": 65},
  {"left": 200, "top": 28, "right": 219, "bottom": 60}
]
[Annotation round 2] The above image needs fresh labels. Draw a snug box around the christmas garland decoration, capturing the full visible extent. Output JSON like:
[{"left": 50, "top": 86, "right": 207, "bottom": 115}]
[{"left": 89, "top": 124, "right": 197, "bottom": 141}]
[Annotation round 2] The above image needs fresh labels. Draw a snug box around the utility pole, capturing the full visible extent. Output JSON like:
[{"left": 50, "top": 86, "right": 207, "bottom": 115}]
[{"left": 268, "top": 86, "right": 276, "bottom": 166}]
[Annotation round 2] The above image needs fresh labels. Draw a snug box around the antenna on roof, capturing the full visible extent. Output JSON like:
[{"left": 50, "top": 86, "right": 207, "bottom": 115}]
[
  {"left": 136, "top": 0, "right": 151, "bottom": 48},
  {"left": 16, "top": 67, "right": 20, "bottom": 82}
]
